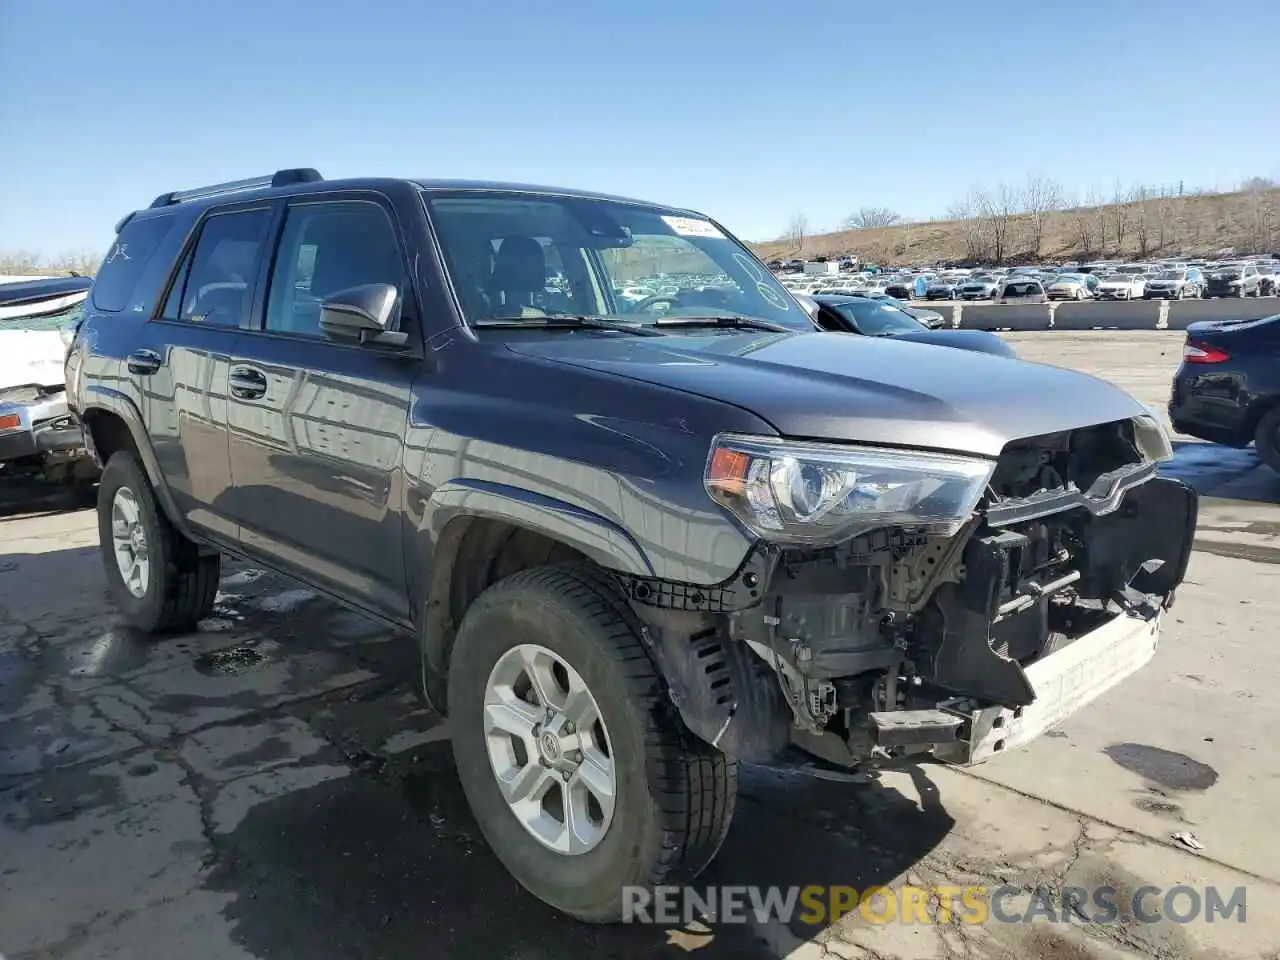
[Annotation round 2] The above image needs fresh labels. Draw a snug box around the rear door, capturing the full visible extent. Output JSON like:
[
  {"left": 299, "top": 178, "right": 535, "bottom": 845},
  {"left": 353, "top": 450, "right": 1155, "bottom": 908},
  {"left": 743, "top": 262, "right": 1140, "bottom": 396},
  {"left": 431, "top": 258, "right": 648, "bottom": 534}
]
[
  {"left": 224, "top": 195, "right": 419, "bottom": 621},
  {"left": 128, "top": 204, "right": 274, "bottom": 542}
]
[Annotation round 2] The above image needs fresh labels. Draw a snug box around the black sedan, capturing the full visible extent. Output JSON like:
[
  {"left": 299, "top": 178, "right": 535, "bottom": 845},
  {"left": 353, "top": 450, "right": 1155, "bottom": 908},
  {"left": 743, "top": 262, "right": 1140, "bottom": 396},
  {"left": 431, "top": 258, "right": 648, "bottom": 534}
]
[
  {"left": 1169, "top": 313, "right": 1280, "bottom": 472},
  {"left": 849, "top": 291, "right": 949, "bottom": 329},
  {"left": 806, "top": 294, "right": 1016, "bottom": 357}
]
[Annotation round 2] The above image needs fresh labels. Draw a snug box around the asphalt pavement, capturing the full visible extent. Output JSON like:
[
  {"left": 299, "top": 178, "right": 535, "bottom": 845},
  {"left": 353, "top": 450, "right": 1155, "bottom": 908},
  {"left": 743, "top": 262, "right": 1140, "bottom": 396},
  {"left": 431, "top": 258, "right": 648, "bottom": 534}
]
[{"left": 2, "top": 331, "right": 1279, "bottom": 960}]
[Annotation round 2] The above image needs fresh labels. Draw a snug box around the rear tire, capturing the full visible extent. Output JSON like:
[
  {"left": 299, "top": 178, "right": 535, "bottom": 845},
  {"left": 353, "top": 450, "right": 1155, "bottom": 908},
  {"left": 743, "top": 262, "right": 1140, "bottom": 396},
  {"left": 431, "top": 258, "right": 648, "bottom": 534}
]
[
  {"left": 97, "top": 452, "right": 220, "bottom": 634},
  {"left": 447, "top": 564, "right": 737, "bottom": 922},
  {"left": 1255, "top": 407, "right": 1280, "bottom": 474}
]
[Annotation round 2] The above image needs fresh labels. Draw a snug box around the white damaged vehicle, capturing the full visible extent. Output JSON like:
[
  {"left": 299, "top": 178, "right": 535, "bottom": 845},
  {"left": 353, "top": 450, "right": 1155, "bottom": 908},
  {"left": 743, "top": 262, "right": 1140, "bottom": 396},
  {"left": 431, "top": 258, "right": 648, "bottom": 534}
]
[{"left": 0, "top": 276, "right": 99, "bottom": 485}]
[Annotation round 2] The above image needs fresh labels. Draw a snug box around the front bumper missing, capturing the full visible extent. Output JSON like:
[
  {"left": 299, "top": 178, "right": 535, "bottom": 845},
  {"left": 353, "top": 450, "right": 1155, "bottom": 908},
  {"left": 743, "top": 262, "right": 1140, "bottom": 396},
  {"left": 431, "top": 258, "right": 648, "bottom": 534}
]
[
  {"left": 865, "top": 475, "right": 1196, "bottom": 766},
  {"left": 925, "top": 609, "right": 1161, "bottom": 765}
]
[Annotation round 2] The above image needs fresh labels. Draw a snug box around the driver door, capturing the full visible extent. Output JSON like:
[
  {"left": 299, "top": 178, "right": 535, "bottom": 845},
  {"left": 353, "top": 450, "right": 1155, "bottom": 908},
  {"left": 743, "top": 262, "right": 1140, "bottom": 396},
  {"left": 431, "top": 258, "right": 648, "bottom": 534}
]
[{"left": 224, "top": 195, "right": 418, "bottom": 621}]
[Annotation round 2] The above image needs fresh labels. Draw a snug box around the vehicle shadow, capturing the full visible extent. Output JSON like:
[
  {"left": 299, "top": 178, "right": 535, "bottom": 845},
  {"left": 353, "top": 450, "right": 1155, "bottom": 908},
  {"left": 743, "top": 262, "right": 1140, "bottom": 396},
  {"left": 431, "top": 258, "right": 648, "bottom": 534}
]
[
  {"left": 0, "top": 479, "right": 95, "bottom": 520},
  {"left": 203, "top": 743, "right": 954, "bottom": 959},
  {"left": 1159, "top": 440, "right": 1280, "bottom": 503}
]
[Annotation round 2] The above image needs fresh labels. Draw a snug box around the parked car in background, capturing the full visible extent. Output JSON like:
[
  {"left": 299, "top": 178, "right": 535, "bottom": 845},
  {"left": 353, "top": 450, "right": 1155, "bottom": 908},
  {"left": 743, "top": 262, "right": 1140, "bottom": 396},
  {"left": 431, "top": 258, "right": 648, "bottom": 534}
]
[
  {"left": 1, "top": 275, "right": 98, "bottom": 486},
  {"left": 1256, "top": 263, "right": 1277, "bottom": 296},
  {"left": 883, "top": 277, "right": 915, "bottom": 300},
  {"left": 1143, "top": 269, "right": 1203, "bottom": 300},
  {"left": 924, "top": 277, "right": 965, "bottom": 300},
  {"left": 807, "top": 294, "right": 1015, "bottom": 355},
  {"left": 1204, "top": 262, "right": 1261, "bottom": 298},
  {"left": 958, "top": 275, "right": 1001, "bottom": 300},
  {"left": 1169, "top": 312, "right": 1280, "bottom": 473},
  {"left": 1096, "top": 274, "right": 1148, "bottom": 301},
  {"left": 858, "top": 293, "right": 949, "bottom": 329},
  {"left": 1045, "top": 273, "right": 1099, "bottom": 300},
  {"left": 996, "top": 278, "right": 1048, "bottom": 304},
  {"left": 812, "top": 290, "right": 948, "bottom": 329}
]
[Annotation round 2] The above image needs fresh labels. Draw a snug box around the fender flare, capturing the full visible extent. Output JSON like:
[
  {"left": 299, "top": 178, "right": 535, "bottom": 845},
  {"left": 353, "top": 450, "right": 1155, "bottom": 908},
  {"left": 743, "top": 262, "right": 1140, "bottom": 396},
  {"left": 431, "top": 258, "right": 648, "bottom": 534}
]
[
  {"left": 416, "top": 478, "right": 655, "bottom": 698},
  {"left": 79, "top": 387, "right": 196, "bottom": 541}
]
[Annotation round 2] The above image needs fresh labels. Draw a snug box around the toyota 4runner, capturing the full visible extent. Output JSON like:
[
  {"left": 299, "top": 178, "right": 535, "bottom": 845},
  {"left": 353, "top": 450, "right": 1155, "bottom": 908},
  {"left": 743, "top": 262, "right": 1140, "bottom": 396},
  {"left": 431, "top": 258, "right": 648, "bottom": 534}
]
[{"left": 66, "top": 168, "right": 1197, "bottom": 922}]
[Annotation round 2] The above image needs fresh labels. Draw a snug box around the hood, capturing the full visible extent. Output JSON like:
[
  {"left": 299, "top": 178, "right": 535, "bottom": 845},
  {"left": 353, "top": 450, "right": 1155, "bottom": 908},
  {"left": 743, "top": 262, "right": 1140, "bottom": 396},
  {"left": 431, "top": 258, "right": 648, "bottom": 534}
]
[
  {"left": 884, "top": 328, "right": 1016, "bottom": 357},
  {"left": 505, "top": 330, "right": 1146, "bottom": 458},
  {"left": 0, "top": 330, "right": 67, "bottom": 391}
]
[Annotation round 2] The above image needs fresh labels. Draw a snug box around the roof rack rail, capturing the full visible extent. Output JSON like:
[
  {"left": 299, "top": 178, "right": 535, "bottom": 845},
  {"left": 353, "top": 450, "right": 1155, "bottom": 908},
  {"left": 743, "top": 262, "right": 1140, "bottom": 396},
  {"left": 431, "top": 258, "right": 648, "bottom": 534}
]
[{"left": 148, "top": 167, "right": 323, "bottom": 209}]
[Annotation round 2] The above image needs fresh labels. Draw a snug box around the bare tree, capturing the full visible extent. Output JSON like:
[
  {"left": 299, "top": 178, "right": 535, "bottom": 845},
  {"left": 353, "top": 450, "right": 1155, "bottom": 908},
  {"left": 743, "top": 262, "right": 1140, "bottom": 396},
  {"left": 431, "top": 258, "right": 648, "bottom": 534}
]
[
  {"left": 1247, "top": 182, "right": 1276, "bottom": 253},
  {"left": 785, "top": 213, "right": 809, "bottom": 252},
  {"left": 1110, "top": 182, "right": 1132, "bottom": 254},
  {"left": 842, "top": 206, "right": 902, "bottom": 230},
  {"left": 0, "top": 250, "right": 46, "bottom": 275},
  {"left": 947, "top": 194, "right": 989, "bottom": 262},
  {"left": 50, "top": 249, "right": 101, "bottom": 276},
  {"left": 1087, "top": 189, "right": 1109, "bottom": 256},
  {"left": 1132, "top": 186, "right": 1154, "bottom": 258},
  {"left": 975, "top": 184, "right": 1019, "bottom": 264},
  {"left": 1154, "top": 188, "right": 1175, "bottom": 252},
  {"left": 1020, "top": 174, "right": 1064, "bottom": 256},
  {"left": 1241, "top": 176, "right": 1276, "bottom": 192},
  {"left": 0, "top": 249, "right": 101, "bottom": 276},
  {"left": 1068, "top": 197, "right": 1095, "bottom": 257}
]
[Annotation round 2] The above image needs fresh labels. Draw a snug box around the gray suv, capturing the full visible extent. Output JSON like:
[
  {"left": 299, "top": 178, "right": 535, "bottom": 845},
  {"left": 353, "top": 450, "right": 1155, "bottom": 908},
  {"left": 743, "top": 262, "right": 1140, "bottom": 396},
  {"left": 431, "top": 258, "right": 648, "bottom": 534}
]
[{"left": 66, "top": 169, "right": 1197, "bottom": 922}]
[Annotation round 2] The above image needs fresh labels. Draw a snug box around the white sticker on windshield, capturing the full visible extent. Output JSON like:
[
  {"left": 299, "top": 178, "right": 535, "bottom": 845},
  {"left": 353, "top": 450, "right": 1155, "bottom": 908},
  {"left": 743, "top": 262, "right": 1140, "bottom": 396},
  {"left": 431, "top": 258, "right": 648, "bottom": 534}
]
[{"left": 662, "top": 216, "right": 725, "bottom": 239}]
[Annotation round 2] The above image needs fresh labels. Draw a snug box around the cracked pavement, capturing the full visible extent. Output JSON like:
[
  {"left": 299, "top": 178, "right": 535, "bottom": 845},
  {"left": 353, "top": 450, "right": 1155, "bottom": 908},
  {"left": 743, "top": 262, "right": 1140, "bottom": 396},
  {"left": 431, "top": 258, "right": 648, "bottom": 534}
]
[{"left": 3, "top": 333, "right": 1280, "bottom": 959}]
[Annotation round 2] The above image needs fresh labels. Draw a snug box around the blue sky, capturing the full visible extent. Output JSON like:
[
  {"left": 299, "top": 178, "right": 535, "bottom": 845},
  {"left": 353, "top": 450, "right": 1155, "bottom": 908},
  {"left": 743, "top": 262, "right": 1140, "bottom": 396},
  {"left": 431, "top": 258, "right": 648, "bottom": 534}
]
[{"left": 1, "top": 0, "right": 1276, "bottom": 255}]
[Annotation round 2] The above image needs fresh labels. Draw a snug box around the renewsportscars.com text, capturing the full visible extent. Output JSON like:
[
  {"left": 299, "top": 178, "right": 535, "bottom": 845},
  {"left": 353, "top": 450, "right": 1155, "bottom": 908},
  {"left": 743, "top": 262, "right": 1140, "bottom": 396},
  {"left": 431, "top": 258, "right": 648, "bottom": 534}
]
[{"left": 623, "top": 884, "right": 1248, "bottom": 926}]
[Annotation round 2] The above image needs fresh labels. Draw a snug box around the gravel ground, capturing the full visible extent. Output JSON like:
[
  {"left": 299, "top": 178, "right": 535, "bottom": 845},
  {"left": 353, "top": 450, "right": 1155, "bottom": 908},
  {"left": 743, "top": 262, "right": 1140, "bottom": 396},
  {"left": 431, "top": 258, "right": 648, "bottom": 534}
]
[{"left": 2, "top": 332, "right": 1279, "bottom": 960}]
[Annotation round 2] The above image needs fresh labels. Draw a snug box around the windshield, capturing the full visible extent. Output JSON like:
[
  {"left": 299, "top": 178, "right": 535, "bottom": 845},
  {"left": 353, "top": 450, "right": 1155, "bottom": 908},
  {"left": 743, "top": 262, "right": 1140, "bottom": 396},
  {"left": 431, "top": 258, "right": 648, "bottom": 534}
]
[
  {"left": 834, "top": 300, "right": 921, "bottom": 335},
  {"left": 1155, "top": 271, "right": 1186, "bottom": 280},
  {"left": 423, "top": 191, "right": 812, "bottom": 331},
  {"left": 0, "top": 300, "right": 84, "bottom": 331},
  {"left": 1114, "top": 266, "right": 1145, "bottom": 274}
]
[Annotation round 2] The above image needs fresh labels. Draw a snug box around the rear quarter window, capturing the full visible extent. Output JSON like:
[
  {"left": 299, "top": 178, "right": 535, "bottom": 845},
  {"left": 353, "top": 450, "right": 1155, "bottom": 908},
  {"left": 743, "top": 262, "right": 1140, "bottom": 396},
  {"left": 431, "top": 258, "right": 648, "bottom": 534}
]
[{"left": 91, "top": 216, "right": 179, "bottom": 313}]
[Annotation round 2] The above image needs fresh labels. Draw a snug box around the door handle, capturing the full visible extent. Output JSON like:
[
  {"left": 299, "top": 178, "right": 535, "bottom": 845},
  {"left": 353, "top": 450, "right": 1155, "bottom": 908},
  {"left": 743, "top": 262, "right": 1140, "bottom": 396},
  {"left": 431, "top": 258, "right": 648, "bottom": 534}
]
[
  {"left": 127, "top": 349, "right": 162, "bottom": 375},
  {"left": 228, "top": 365, "right": 267, "bottom": 400}
]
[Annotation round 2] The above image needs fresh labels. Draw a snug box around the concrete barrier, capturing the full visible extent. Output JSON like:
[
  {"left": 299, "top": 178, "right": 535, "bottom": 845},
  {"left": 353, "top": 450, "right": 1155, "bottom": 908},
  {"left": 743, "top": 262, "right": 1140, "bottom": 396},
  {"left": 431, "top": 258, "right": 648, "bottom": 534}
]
[
  {"left": 958, "top": 303, "right": 1052, "bottom": 332},
  {"left": 1053, "top": 299, "right": 1160, "bottom": 331},
  {"left": 1165, "top": 296, "right": 1280, "bottom": 331}
]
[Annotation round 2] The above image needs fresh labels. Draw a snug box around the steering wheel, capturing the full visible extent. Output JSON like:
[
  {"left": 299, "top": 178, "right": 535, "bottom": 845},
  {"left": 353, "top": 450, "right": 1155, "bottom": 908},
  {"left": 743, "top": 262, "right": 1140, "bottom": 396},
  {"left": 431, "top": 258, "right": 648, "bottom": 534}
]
[{"left": 629, "top": 294, "right": 683, "bottom": 313}]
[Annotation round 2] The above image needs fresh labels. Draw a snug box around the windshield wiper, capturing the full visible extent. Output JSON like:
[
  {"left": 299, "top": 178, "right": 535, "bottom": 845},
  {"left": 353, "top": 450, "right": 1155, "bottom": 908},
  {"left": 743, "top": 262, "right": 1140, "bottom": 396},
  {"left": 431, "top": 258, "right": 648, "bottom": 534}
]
[
  {"left": 651, "top": 315, "right": 796, "bottom": 333},
  {"left": 471, "top": 315, "right": 665, "bottom": 337}
]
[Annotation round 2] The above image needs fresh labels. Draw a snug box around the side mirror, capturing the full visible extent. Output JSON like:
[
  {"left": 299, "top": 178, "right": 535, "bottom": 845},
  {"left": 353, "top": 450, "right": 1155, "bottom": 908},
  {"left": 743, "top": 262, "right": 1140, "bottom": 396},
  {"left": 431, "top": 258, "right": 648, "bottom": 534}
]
[
  {"left": 793, "top": 293, "right": 821, "bottom": 325},
  {"left": 319, "top": 283, "right": 409, "bottom": 347}
]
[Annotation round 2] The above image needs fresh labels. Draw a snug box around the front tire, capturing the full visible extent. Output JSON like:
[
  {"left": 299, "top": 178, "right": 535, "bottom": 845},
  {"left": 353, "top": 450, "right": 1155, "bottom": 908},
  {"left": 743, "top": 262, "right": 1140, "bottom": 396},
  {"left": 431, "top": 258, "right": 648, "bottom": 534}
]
[
  {"left": 447, "top": 564, "right": 737, "bottom": 922},
  {"left": 97, "top": 452, "right": 220, "bottom": 633}
]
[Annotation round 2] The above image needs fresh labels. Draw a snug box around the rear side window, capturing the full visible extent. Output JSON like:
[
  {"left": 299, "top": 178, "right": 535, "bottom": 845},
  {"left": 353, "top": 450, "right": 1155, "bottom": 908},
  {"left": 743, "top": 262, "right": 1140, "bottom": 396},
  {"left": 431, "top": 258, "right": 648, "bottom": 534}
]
[
  {"left": 161, "top": 209, "right": 272, "bottom": 326},
  {"left": 91, "top": 216, "right": 176, "bottom": 312}
]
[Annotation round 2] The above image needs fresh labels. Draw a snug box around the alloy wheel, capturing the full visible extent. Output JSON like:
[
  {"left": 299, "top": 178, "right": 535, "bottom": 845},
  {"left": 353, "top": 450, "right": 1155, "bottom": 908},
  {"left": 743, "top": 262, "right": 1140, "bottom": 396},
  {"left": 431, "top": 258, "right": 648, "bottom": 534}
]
[
  {"left": 483, "top": 643, "right": 616, "bottom": 855},
  {"left": 110, "top": 487, "right": 150, "bottom": 599}
]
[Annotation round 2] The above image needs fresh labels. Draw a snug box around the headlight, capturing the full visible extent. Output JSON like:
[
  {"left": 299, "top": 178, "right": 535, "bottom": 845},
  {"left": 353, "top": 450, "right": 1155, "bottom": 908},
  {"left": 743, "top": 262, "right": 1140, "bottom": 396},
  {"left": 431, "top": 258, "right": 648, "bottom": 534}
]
[
  {"left": 705, "top": 434, "right": 994, "bottom": 545},
  {"left": 1133, "top": 413, "right": 1173, "bottom": 462}
]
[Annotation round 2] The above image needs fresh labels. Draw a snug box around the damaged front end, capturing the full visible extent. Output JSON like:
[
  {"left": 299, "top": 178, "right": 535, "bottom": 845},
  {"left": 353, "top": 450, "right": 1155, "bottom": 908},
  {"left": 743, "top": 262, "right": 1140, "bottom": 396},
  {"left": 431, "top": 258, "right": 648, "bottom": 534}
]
[{"left": 620, "top": 417, "right": 1196, "bottom": 769}]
